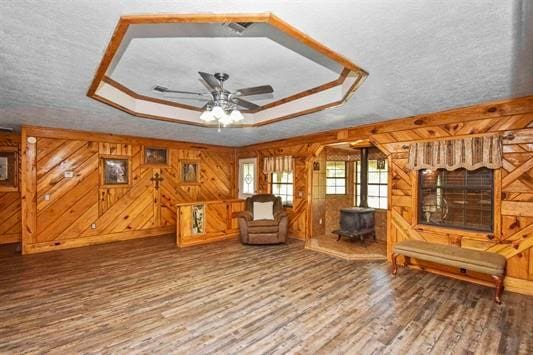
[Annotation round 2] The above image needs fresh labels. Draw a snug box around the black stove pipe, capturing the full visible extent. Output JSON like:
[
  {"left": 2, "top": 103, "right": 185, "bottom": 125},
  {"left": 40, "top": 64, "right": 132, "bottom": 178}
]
[{"left": 359, "top": 147, "right": 368, "bottom": 208}]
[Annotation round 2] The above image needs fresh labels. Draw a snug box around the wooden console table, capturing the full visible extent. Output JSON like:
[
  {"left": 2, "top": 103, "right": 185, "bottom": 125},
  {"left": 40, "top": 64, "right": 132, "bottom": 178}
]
[{"left": 176, "top": 199, "right": 244, "bottom": 247}]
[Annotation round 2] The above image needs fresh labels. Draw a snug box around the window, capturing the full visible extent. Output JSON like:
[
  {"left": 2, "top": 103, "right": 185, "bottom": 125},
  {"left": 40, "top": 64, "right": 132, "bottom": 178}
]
[
  {"left": 355, "top": 159, "right": 388, "bottom": 209},
  {"left": 238, "top": 158, "right": 256, "bottom": 198},
  {"left": 271, "top": 172, "right": 293, "bottom": 207},
  {"left": 326, "top": 161, "right": 346, "bottom": 194},
  {"left": 419, "top": 168, "right": 493, "bottom": 232}
]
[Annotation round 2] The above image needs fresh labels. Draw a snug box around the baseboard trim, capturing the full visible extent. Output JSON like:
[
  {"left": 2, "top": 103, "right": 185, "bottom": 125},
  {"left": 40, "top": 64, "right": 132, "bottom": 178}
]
[
  {"left": 0, "top": 233, "right": 21, "bottom": 245},
  {"left": 178, "top": 232, "right": 239, "bottom": 247},
  {"left": 504, "top": 276, "right": 533, "bottom": 296},
  {"left": 23, "top": 226, "right": 175, "bottom": 254}
]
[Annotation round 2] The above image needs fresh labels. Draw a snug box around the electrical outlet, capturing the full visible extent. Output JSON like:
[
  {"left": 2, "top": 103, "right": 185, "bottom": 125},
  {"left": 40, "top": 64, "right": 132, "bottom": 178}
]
[
  {"left": 298, "top": 191, "right": 303, "bottom": 197},
  {"left": 64, "top": 171, "right": 74, "bottom": 178},
  {"left": 44, "top": 194, "right": 50, "bottom": 201},
  {"left": 319, "top": 218, "right": 323, "bottom": 225},
  {"left": 91, "top": 223, "right": 97, "bottom": 230}
]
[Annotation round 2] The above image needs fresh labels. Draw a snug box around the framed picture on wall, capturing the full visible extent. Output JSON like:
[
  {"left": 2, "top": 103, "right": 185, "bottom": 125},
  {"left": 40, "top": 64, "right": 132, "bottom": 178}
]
[
  {"left": 180, "top": 160, "right": 200, "bottom": 184},
  {"left": 142, "top": 146, "right": 169, "bottom": 167},
  {"left": 100, "top": 156, "right": 131, "bottom": 187},
  {"left": 0, "top": 148, "right": 18, "bottom": 192},
  {"left": 191, "top": 204, "right": 205, "bottom": 235}
]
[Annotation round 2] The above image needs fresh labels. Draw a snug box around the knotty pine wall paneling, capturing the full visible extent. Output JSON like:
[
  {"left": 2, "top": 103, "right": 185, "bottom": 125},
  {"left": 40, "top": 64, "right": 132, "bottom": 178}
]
[
  {"left": 0, "top": 133, "right": 21, "bottom": 244},
  {"left": 240, "top": 95, "right": 533, "bottom": 295},
  {"left": 372, "top": 102, "right": 533, "bottom": 295},
  {"left": 237, "top": 143, "right": 323, "bottom": 240},
  {"left": 20, "top": 126, "right": 235, "bottom": 254}
]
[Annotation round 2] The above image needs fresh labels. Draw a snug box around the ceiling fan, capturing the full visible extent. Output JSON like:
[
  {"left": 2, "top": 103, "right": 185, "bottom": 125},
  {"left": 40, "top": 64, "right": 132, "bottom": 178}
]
[{"left": 152, "top": 72, "right": 274, "bottom": 128}]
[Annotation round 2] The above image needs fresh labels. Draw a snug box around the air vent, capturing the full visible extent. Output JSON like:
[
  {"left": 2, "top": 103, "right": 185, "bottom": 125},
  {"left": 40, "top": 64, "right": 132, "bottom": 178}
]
[
  {"left": 0, "top": 127, "right": 13, "bottom": 133},
  {"left": 225, "top": 22, "right": 253, "bottom": 34}
]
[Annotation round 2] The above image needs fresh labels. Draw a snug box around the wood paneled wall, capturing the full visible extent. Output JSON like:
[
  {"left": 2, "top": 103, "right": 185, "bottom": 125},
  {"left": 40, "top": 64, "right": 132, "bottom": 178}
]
[
  {"left": 20, "top": 126, "right": 235, "bottom": 254},
  {"left": 3, "top": 96, "right": 533, "bottom": 295},
  {"left": 176, "top": 199, "right": 244, "bottom": 247},
  {"left": 241, "top": 95, "right": 533, "bottom": 295},
  {"left": 376, "top": 107, "right": 533, "bottom": 295},
  {"left": 237, "top": 142, "right": 322, "bottom": 240},
  {"left": 0, "top": 133, "right": 21, "bottom": 244}
]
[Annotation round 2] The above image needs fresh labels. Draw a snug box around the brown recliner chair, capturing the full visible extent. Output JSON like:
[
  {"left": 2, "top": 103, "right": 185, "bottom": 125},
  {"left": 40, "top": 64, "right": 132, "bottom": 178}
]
[{"left": 238, "top": 194, "right": 288, "bottom": 245}]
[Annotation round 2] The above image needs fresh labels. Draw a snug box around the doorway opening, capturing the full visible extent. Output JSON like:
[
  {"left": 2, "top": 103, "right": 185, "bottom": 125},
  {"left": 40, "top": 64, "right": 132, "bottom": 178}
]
[{"left": 306, "top": 140, "right": 388, "bottom": 260}]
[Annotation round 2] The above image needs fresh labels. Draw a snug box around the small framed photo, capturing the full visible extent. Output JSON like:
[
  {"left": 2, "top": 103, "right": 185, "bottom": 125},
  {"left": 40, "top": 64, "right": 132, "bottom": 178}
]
[
  {"left": 0, "top": 148, "right": 18, "bottom": 192},
  {"left": 192, "top": 204, "right": 205, "bottom": 235},
  {"left": 180, "top": 160, "right": 200, "bottom": 184},
  {"left": 100, "top": 156, "right": 131, "bottom": 188},
  {"left": 143, "top": 146, "right": 169, "bottom": 167}
]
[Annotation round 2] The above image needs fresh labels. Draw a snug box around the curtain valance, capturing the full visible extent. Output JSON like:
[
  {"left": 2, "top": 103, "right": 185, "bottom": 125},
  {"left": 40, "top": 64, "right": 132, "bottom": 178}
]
[
  {"left": 263, "top": 156, "right": 294, "bottom": 174},
  {"left": 406, "top": 135, "right": 502, "bottom": 171}
]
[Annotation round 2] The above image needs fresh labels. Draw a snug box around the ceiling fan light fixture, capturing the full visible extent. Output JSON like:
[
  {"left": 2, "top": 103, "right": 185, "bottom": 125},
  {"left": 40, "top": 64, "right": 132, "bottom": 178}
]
[
  {"left": 211, "top": 105, "right": 225, "bottom": 119},
  {"left": 152, "top": 72, "right": 272, "bottom": 129},
  {"left": 230, "top": 109, "right": 244, "bottom": 122},
  {"left": 218, "top": 114, "right": 233, "bottom": 126},
  {"left": 200, "top": 109, "right": 215, "bottom": 122}
]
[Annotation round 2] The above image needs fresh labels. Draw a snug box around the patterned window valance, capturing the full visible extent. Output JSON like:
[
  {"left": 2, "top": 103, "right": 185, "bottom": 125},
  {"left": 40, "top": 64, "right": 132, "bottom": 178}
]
[
  {"left": 263, "top": 156, "right": 294, "bottom": 174},
  {"left": 406, "top": 135, "right": 502, "bottom": 171},
  {"left": 325, "top": 147, "right": 385, "bottom": 161}
]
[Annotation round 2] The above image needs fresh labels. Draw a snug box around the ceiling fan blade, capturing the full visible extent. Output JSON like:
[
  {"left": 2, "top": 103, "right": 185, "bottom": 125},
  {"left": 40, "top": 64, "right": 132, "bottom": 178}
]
[
  {"left": 198, "top": 72, "right": 221, "bottom": 91},
  {"left": 232, "top": 97, "right": 260, "bottom": 110},
  {"left": 234, "top": 85, "right": 273, "bottom": 96},
  {"left": 164, "top": 97, "right": 211, "bottom": 103},
  {"left": 152, "top": 85, "right": 208, "bottom": 96}
]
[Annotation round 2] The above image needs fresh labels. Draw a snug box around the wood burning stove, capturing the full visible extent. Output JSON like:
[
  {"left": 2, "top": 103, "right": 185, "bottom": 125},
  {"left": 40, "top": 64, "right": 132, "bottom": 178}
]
[
  {"left": 330, "top": 147, "right": 378, "bottom": 245},
  {"left": 333, "top": 207, "right": 376, "bottom": 245}
]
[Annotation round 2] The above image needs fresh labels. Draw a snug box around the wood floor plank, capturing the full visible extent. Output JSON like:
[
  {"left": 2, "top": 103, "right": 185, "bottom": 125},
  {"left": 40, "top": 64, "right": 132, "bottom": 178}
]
[{"left": 0, "top": 236, "right": 531, "bottom": 354}]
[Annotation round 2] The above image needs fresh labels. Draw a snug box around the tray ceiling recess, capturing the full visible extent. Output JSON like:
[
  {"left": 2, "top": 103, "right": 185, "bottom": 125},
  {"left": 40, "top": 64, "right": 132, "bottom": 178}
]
[{"left": 87, "top": 13, "right": 368, "bottom": 128}]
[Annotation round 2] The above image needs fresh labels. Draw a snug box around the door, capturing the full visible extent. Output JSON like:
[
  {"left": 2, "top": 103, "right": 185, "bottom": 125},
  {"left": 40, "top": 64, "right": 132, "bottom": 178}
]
[{"left": 238, "top": 158, "right": 257, "bottom": 199}]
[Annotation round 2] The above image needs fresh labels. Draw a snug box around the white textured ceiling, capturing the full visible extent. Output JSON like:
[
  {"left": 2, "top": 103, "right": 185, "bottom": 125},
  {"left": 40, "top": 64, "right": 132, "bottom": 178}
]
[
  {"left": 113, "top": 36, "right": 338, "bottom": 106},
  {"left": 1, "top": 1, "right": 532, "bottom": 146}
]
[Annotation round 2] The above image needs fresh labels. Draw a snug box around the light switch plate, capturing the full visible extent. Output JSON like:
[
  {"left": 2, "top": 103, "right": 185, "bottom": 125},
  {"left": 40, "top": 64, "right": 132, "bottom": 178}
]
[
  {"left": 44, "top": 194, "right": 50, "bottom": 201},
  {"left": 91, "top": 223, "right": 97, "bottom": 230}
]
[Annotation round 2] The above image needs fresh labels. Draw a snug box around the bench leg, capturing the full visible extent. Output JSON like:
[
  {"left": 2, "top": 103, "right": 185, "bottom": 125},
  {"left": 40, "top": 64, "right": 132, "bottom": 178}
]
[
  {"left": 491, "top": 275, "right": 504, "bottom": 304},
  {"left": 391, "top": 253, "right": 398, "bottom": 275},
  {"left": 359, "top": 234, "right": 366, "bottom": 247},
  {"left": 404, "top": 256, "right": 411, "bottom": 267},
  {"left": 336, "top": 234, "right": 341, "bottom": 242}
]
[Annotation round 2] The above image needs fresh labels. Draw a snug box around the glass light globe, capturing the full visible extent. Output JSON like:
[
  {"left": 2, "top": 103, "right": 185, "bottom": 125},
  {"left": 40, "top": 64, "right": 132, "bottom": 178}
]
[
  {"left": 230, "top": 109, "right": 244, "bottom": 122},
  {"left": 219, "top": 114, "right": 233, "bottom": 126},
  {"left": 211, "top": 105, "right": 225, "bottom": 119},
  {"left": 200, "top": 110, "right": 215, "bottom": 122}
]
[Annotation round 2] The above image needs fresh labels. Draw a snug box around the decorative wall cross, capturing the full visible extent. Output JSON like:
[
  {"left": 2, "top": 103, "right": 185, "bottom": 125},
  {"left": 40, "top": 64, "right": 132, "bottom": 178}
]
[{"left": 150, "top": 172, "right": 164, "bottom": 190}]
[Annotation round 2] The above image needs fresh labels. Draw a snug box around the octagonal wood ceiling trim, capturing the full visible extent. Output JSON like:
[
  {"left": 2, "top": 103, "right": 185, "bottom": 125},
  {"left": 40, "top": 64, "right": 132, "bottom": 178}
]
[{"left": 87, "top": 13, "right": 368, "bottom": 128}]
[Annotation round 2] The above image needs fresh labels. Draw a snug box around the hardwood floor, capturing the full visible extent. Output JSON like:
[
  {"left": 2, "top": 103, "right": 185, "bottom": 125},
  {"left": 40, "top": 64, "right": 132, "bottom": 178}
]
[{"left": 0, "top": 236, "right": 531, "bottom": 354}]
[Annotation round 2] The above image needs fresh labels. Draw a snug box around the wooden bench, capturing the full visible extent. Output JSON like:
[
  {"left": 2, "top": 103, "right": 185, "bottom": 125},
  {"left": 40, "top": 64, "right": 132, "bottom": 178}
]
[{"left": 391, "top": 240, "right": 507, "bottom": 303}]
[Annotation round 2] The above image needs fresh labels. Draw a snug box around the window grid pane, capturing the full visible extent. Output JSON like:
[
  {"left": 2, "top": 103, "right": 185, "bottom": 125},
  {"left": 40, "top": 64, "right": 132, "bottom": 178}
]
[
  {"left": 419, "top": 168, "right": 493, "bottom": 231},
  {"left": 272, "top": 172, "right": 294, "bottom": 207},
  {"left": 354, "top": 159, "right": 388, "bottom": 209},
  {"left": 326, "top": 161, "right": 346, "bottom": 195},
  {"left": 242, "top": 162, "right": 255, "bottom": 194}
]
